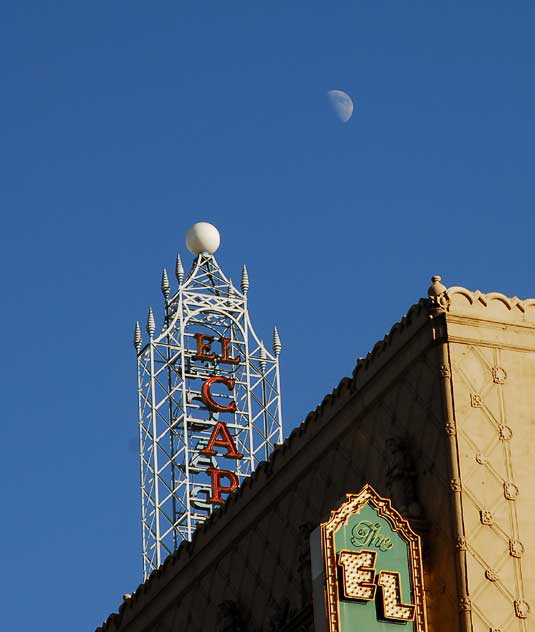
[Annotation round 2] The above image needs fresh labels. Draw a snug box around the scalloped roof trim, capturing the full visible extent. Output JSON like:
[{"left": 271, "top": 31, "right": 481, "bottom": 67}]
[{"left": 448, "top": 286, "right": 535, "bottom": 319}]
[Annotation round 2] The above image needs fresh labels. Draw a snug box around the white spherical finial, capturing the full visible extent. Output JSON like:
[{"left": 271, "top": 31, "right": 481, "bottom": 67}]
[{"left": 185, "top": 222, "right": 221, "bottom": 255}]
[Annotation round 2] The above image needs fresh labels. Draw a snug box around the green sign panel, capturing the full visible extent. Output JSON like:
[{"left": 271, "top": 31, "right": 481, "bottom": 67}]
[{"left": 320, "top": 485, "right": 426, "bottom": 632}]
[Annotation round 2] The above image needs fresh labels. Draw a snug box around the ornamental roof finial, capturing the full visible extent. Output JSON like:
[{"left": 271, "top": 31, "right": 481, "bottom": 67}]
[
  {"left": 428, "top": 275, "right": 447, "bottom": 297},
  {"left": 428, "top": 275, "right": 449, "bottom": 309}
]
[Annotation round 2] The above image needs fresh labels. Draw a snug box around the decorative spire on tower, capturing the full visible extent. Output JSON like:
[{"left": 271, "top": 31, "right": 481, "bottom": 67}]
[
  {"left": 133, "top": 321, "right": 142, "bottom": 352},
  {"left": 241, "top": 264, "right": 249, "bottom": 295},
  {"left": 175, "top": 254, "right": 184, "bottom": 284},
  {"left": 161, "top": 268, "right": 170, "bottom": 299},
  {"left": 135, "top": 222, "right": 283, "bottom": 579},
  {"left": 146, "top": 307, "right": 155, "bottom": 337},
  {"left": 272, "top": 326, "right": 282, "bottom": 356}
]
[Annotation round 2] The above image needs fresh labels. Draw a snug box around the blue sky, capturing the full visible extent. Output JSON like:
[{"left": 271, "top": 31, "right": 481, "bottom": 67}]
[{"left": 1, "top": 2, "right": 534, "bottom": 629}]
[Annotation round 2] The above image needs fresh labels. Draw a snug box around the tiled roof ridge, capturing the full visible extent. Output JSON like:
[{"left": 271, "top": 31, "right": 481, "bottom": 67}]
[
  {"left": 352, "top": 297, "right": 430, "bottom": 379},
  {"left": 96, "top": 295, "right": 435, "bottom": 632}
]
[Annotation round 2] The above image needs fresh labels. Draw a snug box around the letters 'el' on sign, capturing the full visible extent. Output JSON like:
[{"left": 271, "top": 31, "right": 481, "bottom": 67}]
[{"left": 319, "top": 485, "right": 427, "bottom": 632}]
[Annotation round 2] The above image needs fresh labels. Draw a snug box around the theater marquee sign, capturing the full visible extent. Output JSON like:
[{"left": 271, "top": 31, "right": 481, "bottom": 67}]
[{"left": 315, "top": 485, "right": 427, "bottom": 632}]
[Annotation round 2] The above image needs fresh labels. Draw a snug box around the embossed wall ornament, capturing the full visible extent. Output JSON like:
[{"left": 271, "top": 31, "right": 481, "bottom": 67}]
[
  {"left": 504, "top": 481, "right": 519, "bottom": 500},
  {"left": 514, "top": 600, "right": 530, "bottom": 619},
  {"left": 456, "top": 537, "right": 467, "bottom": 551},
  {"left": 485, "top": 569, "right": 498, "bottom": 582},
  {"left": 509, "top": 539, "right": 525, "bottom": 558},
  {"left": 450, "top": 478, "right": 461, "bottom": 493},
  {"left": 480, "top": 510, "right": 494, "bottom": 526},
  {"left": 470, "top": 393, "right": 483, "bottom": 408},
  {"left": 384, "top": 437, "right": 422, "bottom": 518},
  {"left": 498, "top": 424, "right": 513, "bottom": 441},
  {"left": 475, "top": 453, "right": 487, "bottom": 465},
  {"left": 459, "top": 596, "right": 472, "bottom": 611},
  {"left": 492, "top": 367, "right": 507, "bottom": 384},
  {"left": 440, "top": 364, "right": 451, "bottom": 379}
]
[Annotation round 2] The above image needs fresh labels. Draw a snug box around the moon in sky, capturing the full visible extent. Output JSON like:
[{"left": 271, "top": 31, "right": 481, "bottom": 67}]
[{"left": 327, "top": 90, "right": 354, "bottom": 123}]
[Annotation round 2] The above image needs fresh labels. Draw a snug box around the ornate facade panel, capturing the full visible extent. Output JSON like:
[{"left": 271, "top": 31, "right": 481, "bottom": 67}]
[{"left": 449, "top": 338, "right": 534, "bottom": 632}]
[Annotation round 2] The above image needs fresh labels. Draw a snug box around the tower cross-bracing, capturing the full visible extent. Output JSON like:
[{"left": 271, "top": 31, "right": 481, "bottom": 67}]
[{"left": 134, "top": 223, "right": 283, "bottom": 579}]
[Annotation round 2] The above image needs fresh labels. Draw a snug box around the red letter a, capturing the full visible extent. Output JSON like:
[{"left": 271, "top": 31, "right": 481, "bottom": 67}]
[{"left": 200, "top": 421, "right": 243, "bottom": 459}]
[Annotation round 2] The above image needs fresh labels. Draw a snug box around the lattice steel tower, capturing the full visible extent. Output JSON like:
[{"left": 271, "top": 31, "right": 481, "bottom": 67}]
[{"left": 134, "top": 222, "right": 283, "bottom": 579}]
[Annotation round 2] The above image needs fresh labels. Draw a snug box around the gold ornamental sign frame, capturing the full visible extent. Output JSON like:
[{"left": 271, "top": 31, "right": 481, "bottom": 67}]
[{"left": 320, "top": 484, "right": 428, "bottom": 632}]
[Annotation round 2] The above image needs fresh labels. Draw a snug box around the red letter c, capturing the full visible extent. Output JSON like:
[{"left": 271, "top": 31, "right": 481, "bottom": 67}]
[{"left": 201, "top": 376, "right": 237, "bottom": 413}]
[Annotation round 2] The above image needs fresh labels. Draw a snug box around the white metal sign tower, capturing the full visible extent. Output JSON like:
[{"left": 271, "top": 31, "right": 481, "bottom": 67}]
[{"left": 134, "top": 223, "right": 283, "bottom": 579}]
